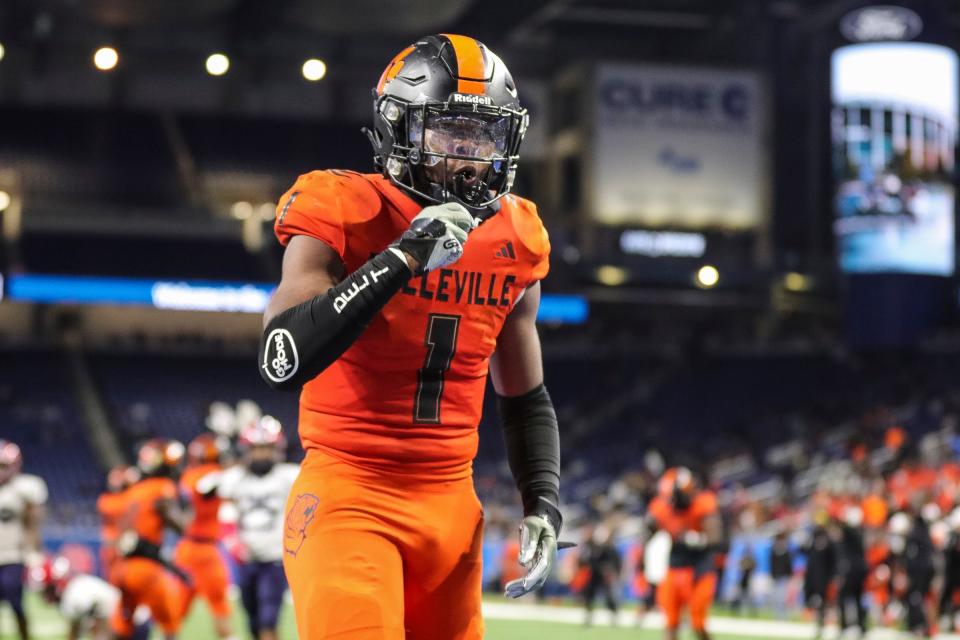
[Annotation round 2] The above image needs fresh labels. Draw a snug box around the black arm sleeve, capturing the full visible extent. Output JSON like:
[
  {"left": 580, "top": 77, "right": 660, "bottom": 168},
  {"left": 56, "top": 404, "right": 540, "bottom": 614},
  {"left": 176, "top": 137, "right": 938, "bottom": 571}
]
[
  {"left": 259, "top": 248, "right": 411, "bottom": 390},
  {"left": 497, "top": 383, "right": 562, "bottom": 528}
]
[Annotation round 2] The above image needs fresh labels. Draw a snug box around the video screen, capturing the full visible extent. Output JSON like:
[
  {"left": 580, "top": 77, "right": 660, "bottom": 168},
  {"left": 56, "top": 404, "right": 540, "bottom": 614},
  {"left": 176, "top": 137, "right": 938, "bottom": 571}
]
[{"left": 832, "top": 42, "right": 957, "bottom": 276}]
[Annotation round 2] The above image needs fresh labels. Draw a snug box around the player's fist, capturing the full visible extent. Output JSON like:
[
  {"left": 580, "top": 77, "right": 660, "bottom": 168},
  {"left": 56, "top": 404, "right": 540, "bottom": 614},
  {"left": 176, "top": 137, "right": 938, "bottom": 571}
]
[{"left": 395, "top": 202, "right": 475, "bottom": 275}]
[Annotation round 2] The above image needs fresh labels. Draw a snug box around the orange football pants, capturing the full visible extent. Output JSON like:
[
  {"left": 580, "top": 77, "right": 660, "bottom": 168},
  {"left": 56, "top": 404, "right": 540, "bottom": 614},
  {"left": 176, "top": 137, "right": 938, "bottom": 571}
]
[
  {"left": 100, "top": 542, "right": 120, "bottom": 583},
  {"left": 174, "top": 538, "right": 232, "bottom": 618},
  {"left": 282, "top": 448, "right": 485, "bottom": 640},
  {"left": 657, "top": 567, "right": 716, "bottom": 631},
  {"left": 110, "top": 557, "right": 187, "bottom": 637}
]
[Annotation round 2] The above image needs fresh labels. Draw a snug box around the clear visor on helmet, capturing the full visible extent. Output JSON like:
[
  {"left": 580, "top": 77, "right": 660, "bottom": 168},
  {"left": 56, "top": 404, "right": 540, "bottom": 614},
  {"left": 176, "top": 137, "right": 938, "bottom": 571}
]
[{"left": 410, "top": 112, "right": 509, "bottom": 164}]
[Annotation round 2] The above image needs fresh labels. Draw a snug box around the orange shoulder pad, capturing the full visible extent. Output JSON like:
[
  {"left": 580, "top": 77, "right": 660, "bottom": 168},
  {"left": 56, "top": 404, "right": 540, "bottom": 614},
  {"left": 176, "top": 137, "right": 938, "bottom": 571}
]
[
  {"left": 503, "top": 195, "right": 550, "bottom": 256},
  {"left": 648, "top": 496, "right": 670, "bottom": 523},
  {"left": 149, "top": 477, "right": 178, "bottom": 502},
  {"left": 693, "top": 491, "right": 719, "bottom": 518},
  {"left": 274, "top": 170, "right": 382, "bottom": 254},
  {"left": 501, "top": 195, "right": 550, "bottom": 282},
  {"left": 179, "top": 467, "right": 198, "bottom": 494}
]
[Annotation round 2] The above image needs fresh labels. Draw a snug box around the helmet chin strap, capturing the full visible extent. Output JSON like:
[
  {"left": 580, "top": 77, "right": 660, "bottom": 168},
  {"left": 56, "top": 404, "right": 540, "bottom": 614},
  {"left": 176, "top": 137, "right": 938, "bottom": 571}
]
[
  {"left": 424, "top": 180, "right": 500, "bottom": 223},
  {"left": 420, "top": 161, "right": 503, "bottom": 223}
]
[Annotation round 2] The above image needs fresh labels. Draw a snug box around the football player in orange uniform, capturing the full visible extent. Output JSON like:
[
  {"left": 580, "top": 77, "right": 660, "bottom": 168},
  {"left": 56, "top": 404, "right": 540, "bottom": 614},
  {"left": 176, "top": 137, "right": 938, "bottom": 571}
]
[
  {"left": 110, "top": 439, "right": 190, "bottom": 640},
  {"left": 173, "top": 433, "right": 235, "bottom": 640},
  {"left": 97, "top": 465, "right": 139, "bottom": 582},
  {"left": 259, "top": 34, "right": 564, "bottom": 639},
  {"left": 648, "top": 468, "right": 722, "bottom": 640}
]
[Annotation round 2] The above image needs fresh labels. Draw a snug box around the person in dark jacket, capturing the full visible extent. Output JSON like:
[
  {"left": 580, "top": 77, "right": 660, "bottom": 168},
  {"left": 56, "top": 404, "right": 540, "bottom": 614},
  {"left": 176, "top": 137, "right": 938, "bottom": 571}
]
[
  {"left": 769, "top": 532, "right": 793, "bottom": 619},
  {"left": 939, "top": 510, "right": 960, "bottom": 632},
  {"left": 734, "top": 546, "right": 757, "bottom": 617},
  {"left": 889, "top": 511, "right": 935, "bottom": 637},
  {"left": 582, "top": 524, "right": 623, "bottom": 627},
  {"left": 833, "top": 508, "right": 868, "bottom": 635},
  {"left": 804, "top": 516, "right": 835, "bottom": 639}
]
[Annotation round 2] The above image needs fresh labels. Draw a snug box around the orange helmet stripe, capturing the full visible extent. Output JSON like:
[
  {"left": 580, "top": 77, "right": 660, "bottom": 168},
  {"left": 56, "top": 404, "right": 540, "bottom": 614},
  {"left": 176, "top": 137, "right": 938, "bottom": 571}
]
[
  {"left": 442, "top": 34, "right": 486, "bottom": 95},
  {"left": 377, "top": 45, "right": 416, "bottom": 95}
]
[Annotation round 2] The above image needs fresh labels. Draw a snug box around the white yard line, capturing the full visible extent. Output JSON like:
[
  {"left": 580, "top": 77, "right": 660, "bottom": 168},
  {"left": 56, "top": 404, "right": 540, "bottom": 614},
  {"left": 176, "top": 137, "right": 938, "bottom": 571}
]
[{"left": 482, "top": 601, "right": 960, "bottom": 640}]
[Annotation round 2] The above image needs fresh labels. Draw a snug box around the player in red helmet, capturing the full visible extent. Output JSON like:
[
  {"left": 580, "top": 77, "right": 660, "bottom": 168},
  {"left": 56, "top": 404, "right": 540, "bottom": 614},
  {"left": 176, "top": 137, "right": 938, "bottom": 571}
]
[
  {"left": 97, "top": 465, "right": 140, "bottom": 581},
  {"left": 648, "top": 467, "right": 722, "bottom": 640},
  {"left": 0, "top": 440, "right": 47, "bottom": 640},
  {"left": 173, "top": 433, "right": 234, "bottom": 640},
  {"left": 35, "top": 555, "right": 71, "bottom": 604},
  {"left": 110, "top": 439, "right": 189, "bottom": 640},
  {"left": 237, "top": 416, "right": 286, "bottom": 475},
  {"left": 37, "top": 553, "right": 149, "bottom": 640},
  {"left": 186, "top": 433, "right": 227, "bottom": 466}
]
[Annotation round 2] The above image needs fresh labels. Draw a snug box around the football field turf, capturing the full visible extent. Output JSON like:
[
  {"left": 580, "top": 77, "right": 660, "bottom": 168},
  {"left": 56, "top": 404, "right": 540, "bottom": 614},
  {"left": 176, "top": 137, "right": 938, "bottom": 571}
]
[
  {"left": 1, "top": 593, "right": 952, "bottom": 639},
  {"left": 0, "top": 595, "right": 737, "bottom": 640}
]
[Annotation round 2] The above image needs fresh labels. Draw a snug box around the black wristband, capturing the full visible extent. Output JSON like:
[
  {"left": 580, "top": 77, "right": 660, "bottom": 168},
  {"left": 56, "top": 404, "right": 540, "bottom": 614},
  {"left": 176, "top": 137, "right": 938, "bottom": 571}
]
[
  {"left": 260, "top": 248, "right": 411, "bottom": 390},
  {"left": 532, "top": 496, "right": 564, "bottom": 535},
  {"left": 497, "top": 383, "right": 561, "bottom": 530}
]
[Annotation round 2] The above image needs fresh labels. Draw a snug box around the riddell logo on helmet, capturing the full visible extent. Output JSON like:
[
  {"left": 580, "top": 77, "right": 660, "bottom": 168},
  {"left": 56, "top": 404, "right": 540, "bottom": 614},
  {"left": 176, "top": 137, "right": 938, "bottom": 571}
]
[{"left": 450, "top": 93, "right": 493, "bottom": 106}]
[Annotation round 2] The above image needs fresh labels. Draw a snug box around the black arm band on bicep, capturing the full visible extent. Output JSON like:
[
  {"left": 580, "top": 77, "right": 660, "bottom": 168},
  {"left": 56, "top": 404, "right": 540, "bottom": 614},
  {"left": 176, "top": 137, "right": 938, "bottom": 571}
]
[
  {"left": 260, "top": 248, "right": 411, "bottom": 390},
  {"left": 497, "top": 383, "right": 561, "bottom": 527}
]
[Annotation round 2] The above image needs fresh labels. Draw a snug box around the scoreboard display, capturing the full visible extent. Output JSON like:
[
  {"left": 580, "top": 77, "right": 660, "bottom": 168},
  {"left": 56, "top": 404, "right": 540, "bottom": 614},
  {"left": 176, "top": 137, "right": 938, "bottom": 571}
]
[{"left": 832, "top": 42, "right": 957, "bottom": 276}]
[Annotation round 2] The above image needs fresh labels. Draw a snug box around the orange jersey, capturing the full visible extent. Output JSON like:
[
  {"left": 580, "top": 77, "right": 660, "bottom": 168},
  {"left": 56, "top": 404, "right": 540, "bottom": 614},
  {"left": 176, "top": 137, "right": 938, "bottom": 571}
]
[
  {"left": 274, "top": 170, "right": 549, "bottom": 474},
  {"left": 649, "top": 492, "right": 718, "bottom": 570},
  {"left": 862, "top": 493, "right": 889, "bottom": 529},
  {"left": 97, "top": 490, "right": 129, "bottom": 543},
  {"left": 648, "top": 492, "right": 718, "bottom": 536},
  {"left": 123, "top": 477, "right": 178, "bottom": 546},
  {"left": 888, "top": 466, "right": 938, "bottom": 508},
  {"left": 180, "top": 463, "right": 222, "bottom": 540}
]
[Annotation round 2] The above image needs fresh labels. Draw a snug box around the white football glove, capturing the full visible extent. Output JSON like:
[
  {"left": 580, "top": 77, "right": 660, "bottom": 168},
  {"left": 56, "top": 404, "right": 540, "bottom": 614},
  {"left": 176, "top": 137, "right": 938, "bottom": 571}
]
[
  {"left": 394, "top": 202, "right": 476, "bottom": 274},
  {"left": 195, "top": 470, "right": 223, "bottom": 496},
  {"left": 504, "top": 514, "right": 559, "bottom": 598},
  {"left": 682, "top": 530, "right": 708, "bottom": 549}
]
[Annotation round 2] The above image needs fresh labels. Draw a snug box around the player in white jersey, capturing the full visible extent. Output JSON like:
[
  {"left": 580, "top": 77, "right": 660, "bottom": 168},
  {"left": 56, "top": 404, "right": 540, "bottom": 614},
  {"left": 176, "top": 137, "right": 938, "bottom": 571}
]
[
  {"left": 36, "top": 554, "right": 150, "bottom": 640},
  {"left": 206, "top": 417, "right": 298, "bottom": 640},
  {"left": 0, "top": 440, "right": 47, "bottom": 640}
]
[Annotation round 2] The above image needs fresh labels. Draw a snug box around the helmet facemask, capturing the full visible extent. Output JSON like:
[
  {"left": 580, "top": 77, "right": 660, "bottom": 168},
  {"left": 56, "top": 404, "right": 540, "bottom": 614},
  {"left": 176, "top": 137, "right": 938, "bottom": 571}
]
[{"left": 371, "top": 96, "right": 527, "bottom": 211}]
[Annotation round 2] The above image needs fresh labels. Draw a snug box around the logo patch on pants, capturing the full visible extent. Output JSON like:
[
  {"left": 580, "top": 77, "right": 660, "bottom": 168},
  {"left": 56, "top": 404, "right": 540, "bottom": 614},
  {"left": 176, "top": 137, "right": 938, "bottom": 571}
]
[{"left": 284, "top": 493, "right": 320, "bottom": 557}]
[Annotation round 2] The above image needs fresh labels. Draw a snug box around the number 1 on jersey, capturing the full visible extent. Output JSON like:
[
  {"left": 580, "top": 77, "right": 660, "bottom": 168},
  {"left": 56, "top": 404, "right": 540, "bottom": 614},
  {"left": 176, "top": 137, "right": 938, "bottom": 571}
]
[{"left": 414, "top": 314, "right": 461, "bottom": 424}]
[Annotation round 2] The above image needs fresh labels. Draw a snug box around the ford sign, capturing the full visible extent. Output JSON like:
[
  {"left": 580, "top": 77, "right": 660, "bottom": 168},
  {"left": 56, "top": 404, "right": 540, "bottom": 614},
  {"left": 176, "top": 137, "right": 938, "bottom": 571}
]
[{"left": 840, "top": 5, "right": 923, "bottom": 42}]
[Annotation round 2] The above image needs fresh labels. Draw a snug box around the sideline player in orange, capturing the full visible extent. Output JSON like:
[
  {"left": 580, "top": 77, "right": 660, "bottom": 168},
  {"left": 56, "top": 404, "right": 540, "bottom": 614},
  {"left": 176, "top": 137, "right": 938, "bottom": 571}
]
[
  {"left": 648, "top": 468, "right": 722, "bottom": 640},
  {"left": 173, "top": 433, "right": 236, "bottom": 640},
  {"left": 97, "top": 465, "right": 139, "bottom": 582},
  {"left": 259, "top": 34, "right": 565, "bottom": 639},
  {"left": 110, "top": 439, "right": 190, "bottom": 640}
]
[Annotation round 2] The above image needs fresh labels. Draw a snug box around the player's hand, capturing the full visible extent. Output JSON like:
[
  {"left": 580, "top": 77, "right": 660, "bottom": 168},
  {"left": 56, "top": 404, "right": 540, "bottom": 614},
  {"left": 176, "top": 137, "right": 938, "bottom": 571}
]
[
  {"left": 682, "top": 530, "right": 708, "bottom": 549},
  {"left": 116, "top": 530, "right": 140, "bottom": 557},
  {"left": 224, "top": 533, "right": 249, "bottom": 564},
  {"left": 395, "top": 202, "right": 475, "bottom": 275},
  {"left": 196, "top": 470, "right": 222, "bottom": 497},
  {"left": 504, "top": 513, "right": 559, "bottom": 598}
]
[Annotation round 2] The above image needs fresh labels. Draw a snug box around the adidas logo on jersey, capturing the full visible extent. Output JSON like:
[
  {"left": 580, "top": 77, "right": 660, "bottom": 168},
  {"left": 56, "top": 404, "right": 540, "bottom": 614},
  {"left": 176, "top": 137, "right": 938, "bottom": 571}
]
[{"left": 494, "top": 241, "right": 516, "bottom": 261}]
